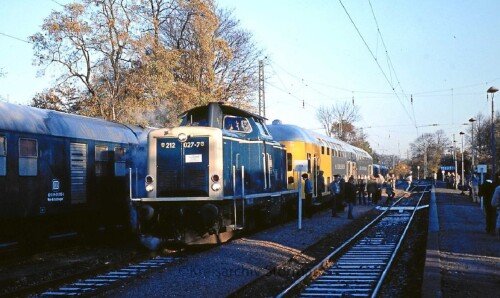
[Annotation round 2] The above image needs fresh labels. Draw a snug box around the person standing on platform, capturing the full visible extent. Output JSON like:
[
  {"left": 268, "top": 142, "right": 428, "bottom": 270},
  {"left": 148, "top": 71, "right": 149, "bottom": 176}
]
[
  {"left": 329, "top": 175, "right": 342, "bottom": 217},
  {"left": 479, "top": 179, "right": 496, "bottom": 235},
  {"left": 490, "top": 172, "right": 500, "bottom": 236},
  {"left": 357, "top": 177, "right": 367, "bottom": 205},
  {"left": 345, "top": 176, "right": 357, "bottom": 219},
  {"left": 366, "top": 177, "right": 377, "bottom": 204},
  {"left": 302, "top": 173, "right": 313, "bottom": 218},
  {"left": 470, "top": 173, "right": 480, "bottom": 203},
  {"left": 406, "top": 172, "right": 413, "bottom": 191},
  {"left": 315, "top": 170, "right": 325, "bottom": 205}
]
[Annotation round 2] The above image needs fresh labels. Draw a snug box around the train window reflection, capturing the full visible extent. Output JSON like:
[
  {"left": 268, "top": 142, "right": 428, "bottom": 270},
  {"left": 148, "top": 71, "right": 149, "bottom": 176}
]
[
  {"left": 114, "top": 147, "right": 127, "bottom": 176},
  {"left": 0, "top": 136, "right": 5, "bottom": 176},
  {"left": 224, "top": 116, "right": 252, "bottom": 133},
  {"left": 0, "top": 136, "right": 5, "bottom": 156},
  {"left": 19, "top": 138, "right": 38, "bottom": 176},
  {"left": 95, "top": 145, "right": 109, "bottom": 176}
]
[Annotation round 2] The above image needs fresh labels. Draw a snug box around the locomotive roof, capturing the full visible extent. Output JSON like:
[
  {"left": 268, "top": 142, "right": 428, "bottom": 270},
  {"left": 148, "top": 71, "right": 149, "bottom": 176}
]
[
  {"left": 179, "top": 102, "right": 266, "bottom": 121},
  {"left": 0, "top": 102, "right": 141, "bottom": 143}
]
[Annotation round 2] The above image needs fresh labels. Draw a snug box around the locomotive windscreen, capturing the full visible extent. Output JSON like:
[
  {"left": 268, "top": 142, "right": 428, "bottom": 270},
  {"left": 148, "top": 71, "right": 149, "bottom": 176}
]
[{"left": 156, "top": 136, "right": 210, "bottom": 197}]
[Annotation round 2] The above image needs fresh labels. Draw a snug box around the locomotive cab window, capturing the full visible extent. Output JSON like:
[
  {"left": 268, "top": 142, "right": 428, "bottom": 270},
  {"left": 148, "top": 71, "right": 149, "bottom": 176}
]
[
  {"left": 19, "top": 138, "right": 38, "bottom": 176},
  {"left": 0, "top": 136, "right": 6, "bottom": 176},
  {"left": 255, "top": 119, "right": 270, "bottom": 136},
  {"left": 95, "top": 145, "right": 109, "bottom": 176},
  {"left": 223, "top": 116, "right": 252, "bottom": 133},
  {"left": 182, "top": 110, "right": 208, "bottom": 126}
]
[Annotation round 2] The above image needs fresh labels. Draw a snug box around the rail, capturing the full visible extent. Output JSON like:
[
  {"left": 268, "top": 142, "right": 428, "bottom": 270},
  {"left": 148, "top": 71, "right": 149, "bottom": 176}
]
[{"left": 277, "top": 184, "right": 431, "bottom": 297}]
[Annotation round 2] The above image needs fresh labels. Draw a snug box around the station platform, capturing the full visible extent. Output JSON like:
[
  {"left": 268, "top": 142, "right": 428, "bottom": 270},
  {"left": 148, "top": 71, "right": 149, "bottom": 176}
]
[{"left": 422, "top": 182, "right": 500, "bottom": 297}]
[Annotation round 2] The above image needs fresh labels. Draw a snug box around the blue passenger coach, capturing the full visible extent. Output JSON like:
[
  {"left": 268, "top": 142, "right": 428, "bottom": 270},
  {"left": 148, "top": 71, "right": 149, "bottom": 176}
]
[
  {"left": 131, "top": 102, "right": 297, "bottom": 246},
  {"left": 0, "top": 102, "right": 145, "bottom": 245}
]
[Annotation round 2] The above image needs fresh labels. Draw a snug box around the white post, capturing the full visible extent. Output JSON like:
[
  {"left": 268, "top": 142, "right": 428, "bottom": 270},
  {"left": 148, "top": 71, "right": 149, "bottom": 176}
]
[
  {"left": 294, "top": 160, "right": 308, "bottom": 230},
  {"left": 298, "top": 170, "right": 302, "bottom": 230}
]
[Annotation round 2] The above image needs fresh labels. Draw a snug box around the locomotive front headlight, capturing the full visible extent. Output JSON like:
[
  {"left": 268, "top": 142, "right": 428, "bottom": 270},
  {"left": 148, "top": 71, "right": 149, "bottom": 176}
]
[
  {"left": 145, "top": 175, "right": 154, "bottom": 192},
  {"left": 211, "top": 182, "right": 221, "bottom": 191}
]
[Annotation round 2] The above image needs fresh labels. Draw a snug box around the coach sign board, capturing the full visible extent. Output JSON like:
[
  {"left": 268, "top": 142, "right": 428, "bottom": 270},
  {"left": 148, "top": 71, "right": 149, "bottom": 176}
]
[{"left": 477, "top": 164, "right": 487, "bottom": 173}]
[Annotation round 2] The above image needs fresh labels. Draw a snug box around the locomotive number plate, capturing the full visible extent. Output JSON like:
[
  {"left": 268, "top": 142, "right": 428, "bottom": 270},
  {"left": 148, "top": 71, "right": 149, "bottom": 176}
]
[
  {"left": 160, "top": 142, "right": 176, "bottom": 148},
  {"left": 183, "top": 141, "right": 205, "bottom": 148}
]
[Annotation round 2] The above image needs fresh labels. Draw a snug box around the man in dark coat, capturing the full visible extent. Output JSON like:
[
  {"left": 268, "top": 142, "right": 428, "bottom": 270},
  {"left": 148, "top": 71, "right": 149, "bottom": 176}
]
[
  {"left": 345, "top": 176, "right": 357, "bottom": 219},
  {"left": 479, "top": 179, "right": 496, "bottom": 235},
  {"left": 302, "top": 173, "right": 313, "bottom": 218},
  {"left": 329, "top": 175, "right": 342, "bottom": 217},
  {"left": 315, "top": 170, "right": 325, "bottom": 205}
]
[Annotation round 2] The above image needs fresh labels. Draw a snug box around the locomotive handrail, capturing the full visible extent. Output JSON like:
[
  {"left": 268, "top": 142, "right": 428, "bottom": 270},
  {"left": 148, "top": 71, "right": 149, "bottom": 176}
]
[{"left": 262, "top": 153, "right": 267, "bottom": 189}]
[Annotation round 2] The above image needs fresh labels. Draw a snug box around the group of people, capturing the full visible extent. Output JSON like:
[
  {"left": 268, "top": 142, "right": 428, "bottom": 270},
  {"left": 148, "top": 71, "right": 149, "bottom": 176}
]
[{"left": 301, "top": 172, "right": 397, "bottom": 220}]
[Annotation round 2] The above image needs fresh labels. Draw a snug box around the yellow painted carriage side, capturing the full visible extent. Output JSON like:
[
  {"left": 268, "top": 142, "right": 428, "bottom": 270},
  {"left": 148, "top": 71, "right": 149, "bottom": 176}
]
[{"left": 280, "top": 139, "right": 324, "bottom": 198}]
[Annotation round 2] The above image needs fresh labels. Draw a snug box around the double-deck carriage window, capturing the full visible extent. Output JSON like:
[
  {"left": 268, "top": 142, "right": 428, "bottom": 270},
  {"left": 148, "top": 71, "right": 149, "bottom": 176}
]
[
  {"left": 19, "top": 138, "right": 38, "bottom": 176},
  {"left": 0, "top": 136, "right": 6, "bottom": 176},
  {"left": 95, "top": 145, "right": 109, "bottom": 176},
  {"left": 114, "top": 147, "right": 127, "bottom": 176}
]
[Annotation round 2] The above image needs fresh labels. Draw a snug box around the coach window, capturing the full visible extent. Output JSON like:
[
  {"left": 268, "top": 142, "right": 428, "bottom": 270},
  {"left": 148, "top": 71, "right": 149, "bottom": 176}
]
[
  {"left": 0, "top": 136, "right": 6, "bottom": 176},
  {"left": 287, "top": 153, "right": 293, "bottom": 171},
  {"left": 114, "top": 147, "right": 127, "bottom": 176},
  {"left": 95, "top": 145, "right": 108, "bottom": 176},
  {"left": 19, "top": 138, "right": 38, "bottom": 176}
]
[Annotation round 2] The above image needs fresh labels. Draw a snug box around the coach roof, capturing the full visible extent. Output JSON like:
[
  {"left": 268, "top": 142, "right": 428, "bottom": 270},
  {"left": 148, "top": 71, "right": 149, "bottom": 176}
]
[{"left": 0, "top": 102, "right": 140, "bottom": 143}]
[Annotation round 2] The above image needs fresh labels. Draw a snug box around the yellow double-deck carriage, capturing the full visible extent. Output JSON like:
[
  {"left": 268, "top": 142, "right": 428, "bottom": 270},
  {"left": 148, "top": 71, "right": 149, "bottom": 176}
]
[{"left": 268, "top": 120, "right": 373, "bottom": 203}]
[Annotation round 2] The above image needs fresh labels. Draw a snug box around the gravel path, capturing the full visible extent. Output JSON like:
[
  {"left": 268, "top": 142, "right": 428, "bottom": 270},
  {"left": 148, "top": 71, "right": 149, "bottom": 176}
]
[{"left": 104, "top": 204, "right": 376, "bottom": 297}]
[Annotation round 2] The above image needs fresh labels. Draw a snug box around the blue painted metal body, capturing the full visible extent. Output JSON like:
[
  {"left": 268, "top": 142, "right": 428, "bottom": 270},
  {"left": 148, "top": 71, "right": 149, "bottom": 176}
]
[
  {"left": 0, "top": 102, "right": 146, "bottom": 243},
  {"left": 132, "top": 103, "right": 296, "bottom": 245}
]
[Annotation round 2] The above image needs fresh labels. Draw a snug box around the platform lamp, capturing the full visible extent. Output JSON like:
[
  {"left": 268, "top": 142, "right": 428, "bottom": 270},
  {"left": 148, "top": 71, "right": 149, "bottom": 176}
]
[
  {"left": 459, "top": 131, "right": 465, "bottom": 195},
  {"left": 487, "top": 86, "right": 498, "bottom": 178},
  {"left": 469, "top": 118, "right": 476, "bottom": 172}
]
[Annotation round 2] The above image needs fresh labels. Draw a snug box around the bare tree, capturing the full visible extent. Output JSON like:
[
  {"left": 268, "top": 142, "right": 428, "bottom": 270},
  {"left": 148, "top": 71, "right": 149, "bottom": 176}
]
[
  {"left": 316, "top": 101, "right": 360, "bottom": 142},
  {"left": 30, "top": 0, "right": 140, "bottom": 122},
  {"left": 410, "top": 130, "right": 450, "bottom": 178},
  {"left": 30, "top": 0, "right": 263, "bottom": 126}
]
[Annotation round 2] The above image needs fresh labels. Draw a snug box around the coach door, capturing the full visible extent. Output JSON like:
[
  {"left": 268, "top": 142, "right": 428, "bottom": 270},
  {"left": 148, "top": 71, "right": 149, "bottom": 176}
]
[{"left": 70, "top": 143, "right": 87, "bottom": 204}]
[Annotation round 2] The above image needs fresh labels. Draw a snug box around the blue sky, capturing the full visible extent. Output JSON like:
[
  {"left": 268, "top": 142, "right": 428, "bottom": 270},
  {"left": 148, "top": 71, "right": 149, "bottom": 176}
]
[{"left": 2, "top": 1, "right": 500, "bottom": 156}]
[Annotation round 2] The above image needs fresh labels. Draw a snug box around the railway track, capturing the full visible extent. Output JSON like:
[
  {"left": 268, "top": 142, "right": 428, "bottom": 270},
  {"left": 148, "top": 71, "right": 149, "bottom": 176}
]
[
  {"left": 38, "top": 256, "right": 184, "bottom": 297},
  {"left": 277, "top": 184, "right": 431, "bottom": 297}
]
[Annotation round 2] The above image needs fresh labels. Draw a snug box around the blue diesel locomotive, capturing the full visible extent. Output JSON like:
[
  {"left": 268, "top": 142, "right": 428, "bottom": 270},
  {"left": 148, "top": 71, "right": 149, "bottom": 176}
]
[
  {"left": 0, "top": 102, "right": 147, "bottom": 246},
  {"left": 131, "top": 102, "right": 297, "bottom": 246}
]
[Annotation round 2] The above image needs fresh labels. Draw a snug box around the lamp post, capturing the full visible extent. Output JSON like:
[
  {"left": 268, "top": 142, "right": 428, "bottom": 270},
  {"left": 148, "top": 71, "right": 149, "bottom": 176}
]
[
  {"left": 417, "top": 165, "right": 420, "bottom": 180},
  {"left": 453, "top": 135, "right": 458, "bottom": 189},
  {"left": 469, "top": 117, "right": 476, "bottom": 172},
  {"left": 487, "top": 86, "right": 498, "bottom": 178},
  {"left": 459, "top": 131, "right": 465, "bottom": 195}
]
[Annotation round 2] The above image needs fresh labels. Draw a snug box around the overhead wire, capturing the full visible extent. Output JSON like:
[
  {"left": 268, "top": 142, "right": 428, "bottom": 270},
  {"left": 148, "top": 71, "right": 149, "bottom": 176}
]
[
  {"left": 0, "top": 32, "right": 32, "bottom": 44},
  {"left": 337, "top": 0, "right": 416, "bottom": 128}
]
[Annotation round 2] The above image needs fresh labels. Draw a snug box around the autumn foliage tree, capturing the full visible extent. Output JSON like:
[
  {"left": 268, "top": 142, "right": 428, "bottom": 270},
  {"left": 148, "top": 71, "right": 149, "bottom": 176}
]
[{"left": 30, "top": 0, "right": 262, "bottom": 126}]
